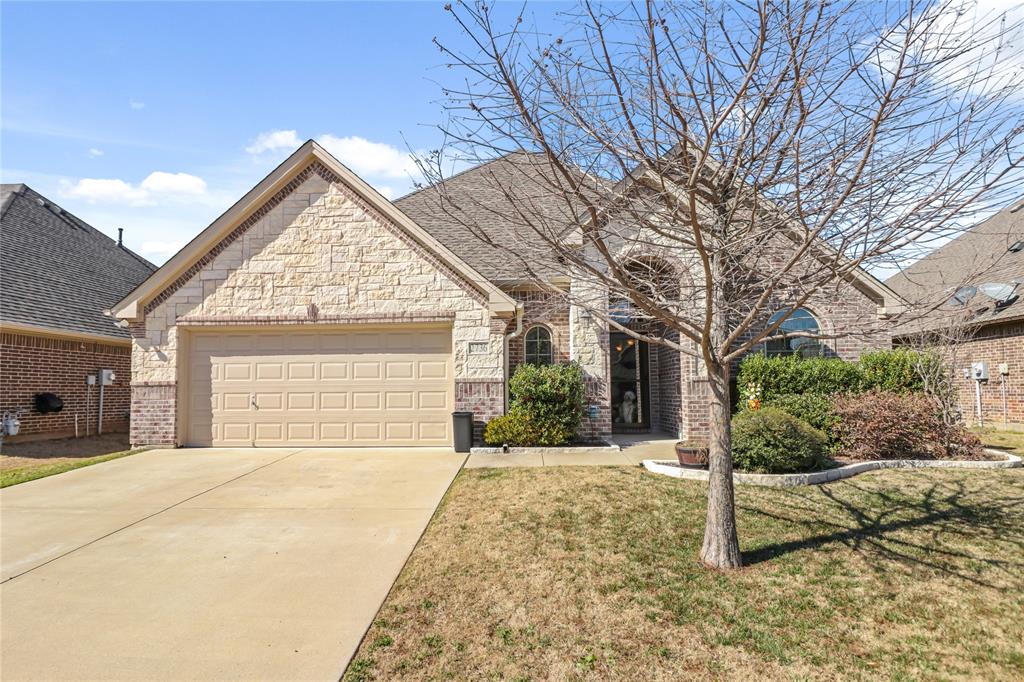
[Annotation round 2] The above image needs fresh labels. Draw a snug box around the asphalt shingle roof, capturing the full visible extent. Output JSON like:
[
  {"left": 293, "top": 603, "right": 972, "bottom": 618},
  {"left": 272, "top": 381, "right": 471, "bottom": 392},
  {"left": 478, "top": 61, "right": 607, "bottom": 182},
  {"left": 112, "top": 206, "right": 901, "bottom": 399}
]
[
  {"left": 886, "top": 198, "right": 1024, "bottom": 333},
  {"left": 394, "top": 153, "right": 593, "bottom": 282},
  {"left": 0, "top": 184, "right": 156, "bottom": 340}
]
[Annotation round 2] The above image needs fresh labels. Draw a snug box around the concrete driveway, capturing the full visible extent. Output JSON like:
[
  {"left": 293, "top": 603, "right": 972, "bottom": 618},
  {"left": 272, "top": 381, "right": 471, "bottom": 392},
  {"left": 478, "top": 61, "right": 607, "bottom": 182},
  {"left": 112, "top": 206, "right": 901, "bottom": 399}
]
[{"left": 0, "top": 447, "right": 465, "bottom": 681}]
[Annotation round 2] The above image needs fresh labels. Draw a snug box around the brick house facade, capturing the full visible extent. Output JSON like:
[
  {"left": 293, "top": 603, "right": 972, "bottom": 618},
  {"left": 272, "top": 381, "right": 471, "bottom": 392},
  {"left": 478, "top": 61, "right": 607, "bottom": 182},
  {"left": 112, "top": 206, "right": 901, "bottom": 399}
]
[
  {"left": 888, "top": 198, "right": 1024, "bottom": 430},
  {"left": 0, "top": 184, "right": 154, "bottom": 442},
  {"left": 112, "top": 142, "right": 896, "bottom": 448},
  {"left": 0, "top": 331, "right": 133, "bottom": 439}
]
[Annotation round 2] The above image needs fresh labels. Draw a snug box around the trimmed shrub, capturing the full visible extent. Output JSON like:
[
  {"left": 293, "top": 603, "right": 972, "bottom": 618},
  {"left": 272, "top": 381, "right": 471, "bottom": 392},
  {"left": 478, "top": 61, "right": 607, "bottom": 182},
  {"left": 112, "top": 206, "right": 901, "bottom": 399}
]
[
  {"left": 859, "top": 349, "right": 929, "bottom": 393},
  {"left": 761, "top": 393, "right": 840, "bottom": 439},
  {"left": 832, "top": 390, "right": 983, "bottom": 461},
  {"left": 737, "top": 354, "right": 864, "bottom": 401},
  {"left": 731, "top": 407, "right": 829, "bottom": 473},
  {"left": 485, "top": 362, "right": 586, "bottom": 447},
  {"left": 484, "top": 409, "right": 572, "bottom": 447}
]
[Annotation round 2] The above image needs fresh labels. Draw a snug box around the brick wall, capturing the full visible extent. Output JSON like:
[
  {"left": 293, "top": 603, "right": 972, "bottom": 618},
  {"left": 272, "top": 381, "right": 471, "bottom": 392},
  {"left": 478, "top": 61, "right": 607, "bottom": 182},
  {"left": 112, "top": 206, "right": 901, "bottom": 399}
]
[
  {"left": 677, "top": 279, "right": 892, "bottom": 441},
  {"left": 507, "top": 290, "right": 570, "bottom": 377},
  {"left": 455, "top": 379, "right": 504, "bottom": 444},
  {"left": 0, "top": 331, "right": 131, "bottom": 440},
  {"left": 656, "top": 337, "right": 682, "bottom": 436},
  {"left": 946, "top": 320, "right": 1024, "bottom": 428},
  {"left": 130, "top": 382, "right": 177, "bottom": 446}
]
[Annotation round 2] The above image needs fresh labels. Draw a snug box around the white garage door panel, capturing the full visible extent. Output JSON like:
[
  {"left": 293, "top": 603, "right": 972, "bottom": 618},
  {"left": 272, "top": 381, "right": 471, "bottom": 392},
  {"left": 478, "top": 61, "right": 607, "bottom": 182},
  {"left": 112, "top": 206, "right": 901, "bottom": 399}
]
[{"left": 186, "top": 329, "right": 452, "bottom": 447}]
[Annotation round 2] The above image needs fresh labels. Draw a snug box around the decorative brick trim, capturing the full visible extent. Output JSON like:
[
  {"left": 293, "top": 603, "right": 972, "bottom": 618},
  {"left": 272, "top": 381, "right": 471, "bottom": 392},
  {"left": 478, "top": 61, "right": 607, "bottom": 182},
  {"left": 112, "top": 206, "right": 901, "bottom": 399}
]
[
  {"left": 144, "top": 160, "right": 488, "bottom": 316},
  {"left": 0, "top": 332, "right": 130, "bottom": 356},
  {"left": 176, "top": 312, "right": 457, "bottom": 327}
]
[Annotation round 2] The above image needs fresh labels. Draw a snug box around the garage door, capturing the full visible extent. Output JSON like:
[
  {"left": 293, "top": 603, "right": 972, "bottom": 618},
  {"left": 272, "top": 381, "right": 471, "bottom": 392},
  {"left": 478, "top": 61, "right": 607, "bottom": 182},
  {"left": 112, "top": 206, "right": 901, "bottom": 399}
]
[{"left": 185, "top": 328, "right": 453, "bottom": 447}]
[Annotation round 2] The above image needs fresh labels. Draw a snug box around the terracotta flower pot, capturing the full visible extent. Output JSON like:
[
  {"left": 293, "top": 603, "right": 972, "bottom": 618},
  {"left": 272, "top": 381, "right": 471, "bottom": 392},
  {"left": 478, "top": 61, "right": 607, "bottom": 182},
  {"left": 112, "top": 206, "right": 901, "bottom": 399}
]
[{"left": 675, "top": 441, "right": 709, "bottom": 467}]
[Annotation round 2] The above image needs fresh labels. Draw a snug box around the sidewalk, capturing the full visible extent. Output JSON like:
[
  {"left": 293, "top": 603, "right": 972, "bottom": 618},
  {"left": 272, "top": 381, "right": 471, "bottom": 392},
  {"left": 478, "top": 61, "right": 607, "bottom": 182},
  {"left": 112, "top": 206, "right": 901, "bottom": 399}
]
[{"left": 464, "top": 433, "right": 678, "bottom": 468}]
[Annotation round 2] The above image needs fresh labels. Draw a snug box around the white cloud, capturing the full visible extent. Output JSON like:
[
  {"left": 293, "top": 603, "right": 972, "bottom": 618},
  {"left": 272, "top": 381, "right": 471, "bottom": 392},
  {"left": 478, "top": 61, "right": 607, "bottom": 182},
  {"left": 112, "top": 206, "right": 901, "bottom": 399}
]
[
  {"left": 87, "top": 148, "right": 104, "bottom": 157},
  {"left": 245, "top": 129, "right": 301, "bottom": 155},
  {"left": 138, "top": 239, "right": 187, "bottom": 261},
  {"left": 879, "top": 1, "right": 1024, "bottom": 96},
  {"left": 60, "top": 171, "right": 207, "bottom": 206},
  {"left": 316, "top": 134, "right": 420, "bottom": 179},
  {"left": 62, "top": 178, "right": 148, "bottom": 205},
  {"left": 139, "top": 171, "right": 207, "bottom": 195},
  {"left": 129, "top": 99, "right": 145, "bottom": 110}
]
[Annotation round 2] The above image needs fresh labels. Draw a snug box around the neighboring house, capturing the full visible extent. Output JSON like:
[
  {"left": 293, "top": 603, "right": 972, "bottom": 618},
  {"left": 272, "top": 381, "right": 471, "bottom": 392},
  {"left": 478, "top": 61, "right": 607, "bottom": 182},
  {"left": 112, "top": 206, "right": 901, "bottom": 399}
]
[
  {"left": 112, "top": 142, "right": 895, "bottom": 448},
  {"left": 887, "top": 198, "right": 1024, "bottom": 428},
  {"left": 0, "top": 184, "right": 156, "bottom": 441}
]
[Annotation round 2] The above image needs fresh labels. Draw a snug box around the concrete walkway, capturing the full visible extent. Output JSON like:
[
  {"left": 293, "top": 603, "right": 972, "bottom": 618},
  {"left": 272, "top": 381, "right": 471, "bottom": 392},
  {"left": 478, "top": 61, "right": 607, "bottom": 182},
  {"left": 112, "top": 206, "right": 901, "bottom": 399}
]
[
  {"left": 0, "top": 447, "right": 465, "bottom": 681},
  {"left": 464, "top": 434, "right": 678, "bottom": 469}
]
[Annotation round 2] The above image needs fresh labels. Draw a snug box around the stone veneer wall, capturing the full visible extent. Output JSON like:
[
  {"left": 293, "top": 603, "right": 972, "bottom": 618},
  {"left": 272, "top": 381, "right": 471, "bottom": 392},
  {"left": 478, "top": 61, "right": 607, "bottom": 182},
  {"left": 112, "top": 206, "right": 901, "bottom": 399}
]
[
  {"left": 570, "top": 282, "right": 612, "bottom": 441},
  {"left": 131, "top": 163, "right": 506, "bottom": 446},
  {"left": 0, "top": 331, "right": 132, "bottom": 440}
]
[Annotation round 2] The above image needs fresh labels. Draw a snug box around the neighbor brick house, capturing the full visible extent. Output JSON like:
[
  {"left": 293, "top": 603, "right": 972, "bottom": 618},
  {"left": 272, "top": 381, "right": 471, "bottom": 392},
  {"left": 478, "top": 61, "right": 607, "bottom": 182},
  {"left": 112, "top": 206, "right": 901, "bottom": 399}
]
[
  {"left": 887, "top": 198, "right": 1024, "bottom": 428},
  {"left": 112, "top": 142, "right": 896, "bottom": 448},
  {"left": 0, "top": 184, "right": 155, "bottom": 441}
]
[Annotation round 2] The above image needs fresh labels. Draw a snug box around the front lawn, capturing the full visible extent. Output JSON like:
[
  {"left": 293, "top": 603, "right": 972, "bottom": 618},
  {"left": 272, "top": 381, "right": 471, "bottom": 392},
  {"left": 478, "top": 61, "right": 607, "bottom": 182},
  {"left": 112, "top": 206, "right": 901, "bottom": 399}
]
[
  {"left": 1, "top": 434, "right": 141, "bottom": 487},
  {"left": 976, "top": 428, "right": 1024, "bottom": 454},
  {"left": 347, "top": 466, "right": 1024, "bottom": 681}
]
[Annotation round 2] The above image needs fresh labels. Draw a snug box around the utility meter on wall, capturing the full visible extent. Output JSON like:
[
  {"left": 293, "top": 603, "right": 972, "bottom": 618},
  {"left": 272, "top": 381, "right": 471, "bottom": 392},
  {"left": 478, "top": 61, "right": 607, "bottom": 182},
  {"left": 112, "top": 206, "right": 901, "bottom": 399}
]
[
  {"left": 971, "top": 362, "right": 989, "bottom": 381},
  {"left": 99, "top": 369, "right": 116, "bottom": 386}
]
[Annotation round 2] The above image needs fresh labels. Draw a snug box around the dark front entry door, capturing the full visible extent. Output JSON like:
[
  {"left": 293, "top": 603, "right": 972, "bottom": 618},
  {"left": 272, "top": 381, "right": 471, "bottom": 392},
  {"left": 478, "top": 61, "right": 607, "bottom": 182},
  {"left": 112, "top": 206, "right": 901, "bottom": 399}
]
[{"left": 610, "top": 332, "right": 650, "bottom": 432}]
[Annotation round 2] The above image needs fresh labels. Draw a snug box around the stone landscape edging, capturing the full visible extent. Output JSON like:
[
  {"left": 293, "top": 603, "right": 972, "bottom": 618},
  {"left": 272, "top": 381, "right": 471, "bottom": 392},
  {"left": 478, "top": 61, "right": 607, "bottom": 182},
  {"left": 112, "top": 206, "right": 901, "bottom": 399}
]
[
  {"left": 641, "top": 449, "right": 1022, "bottom": 488},
  {"left": 470, "top": 443, "right": 621, "bottom": 455}
]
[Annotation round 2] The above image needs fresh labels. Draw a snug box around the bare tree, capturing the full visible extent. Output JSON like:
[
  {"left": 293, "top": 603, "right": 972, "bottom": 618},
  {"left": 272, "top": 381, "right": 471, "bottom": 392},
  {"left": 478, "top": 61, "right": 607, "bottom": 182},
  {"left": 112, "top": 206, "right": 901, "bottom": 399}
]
[{"left": 423, "top": 0, "right": 1024, "bottom": 568}]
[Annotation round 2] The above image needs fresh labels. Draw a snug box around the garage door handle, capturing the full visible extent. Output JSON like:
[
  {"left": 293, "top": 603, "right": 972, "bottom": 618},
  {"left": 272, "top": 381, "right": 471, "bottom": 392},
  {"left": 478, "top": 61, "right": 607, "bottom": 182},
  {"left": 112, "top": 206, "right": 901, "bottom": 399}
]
[{"left": 251, "top": 394, "right": 258, "bottom": 410}]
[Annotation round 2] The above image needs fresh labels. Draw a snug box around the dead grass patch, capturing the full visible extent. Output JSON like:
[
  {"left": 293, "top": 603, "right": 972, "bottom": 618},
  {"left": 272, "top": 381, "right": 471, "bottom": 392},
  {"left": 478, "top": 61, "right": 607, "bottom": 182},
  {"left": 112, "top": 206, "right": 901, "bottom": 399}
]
[{"left": 346, "top": 466, "right": 1024, "bottom": 681}]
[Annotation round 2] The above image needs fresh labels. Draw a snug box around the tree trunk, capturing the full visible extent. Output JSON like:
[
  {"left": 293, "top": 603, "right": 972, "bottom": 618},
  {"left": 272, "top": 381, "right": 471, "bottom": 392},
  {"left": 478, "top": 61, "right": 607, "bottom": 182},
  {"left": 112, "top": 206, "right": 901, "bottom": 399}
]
[{"left": 700, "top": 361, "right": 742, "bottom": 569}]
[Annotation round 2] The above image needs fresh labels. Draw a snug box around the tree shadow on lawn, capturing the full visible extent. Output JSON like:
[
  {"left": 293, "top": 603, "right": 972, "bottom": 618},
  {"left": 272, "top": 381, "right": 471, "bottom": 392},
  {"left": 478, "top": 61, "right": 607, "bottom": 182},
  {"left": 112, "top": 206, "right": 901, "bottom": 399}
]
[{"left": 740, "top": 474, "right": 1024, "bottom": 588}]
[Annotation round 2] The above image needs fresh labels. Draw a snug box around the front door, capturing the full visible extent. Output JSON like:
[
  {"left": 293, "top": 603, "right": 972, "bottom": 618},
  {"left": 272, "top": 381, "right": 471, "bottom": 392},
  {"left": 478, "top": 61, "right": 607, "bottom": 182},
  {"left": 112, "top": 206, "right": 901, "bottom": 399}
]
[{"left": 610, "top": 332, "right": 650, "bottom": 432}]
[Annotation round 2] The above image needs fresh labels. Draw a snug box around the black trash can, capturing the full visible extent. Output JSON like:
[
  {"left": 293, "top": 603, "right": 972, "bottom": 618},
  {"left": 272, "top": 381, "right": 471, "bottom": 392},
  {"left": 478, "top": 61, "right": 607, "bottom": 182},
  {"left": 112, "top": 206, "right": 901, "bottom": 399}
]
[{"left": 452, "top": 411, "right": 474, "bottom": 453}]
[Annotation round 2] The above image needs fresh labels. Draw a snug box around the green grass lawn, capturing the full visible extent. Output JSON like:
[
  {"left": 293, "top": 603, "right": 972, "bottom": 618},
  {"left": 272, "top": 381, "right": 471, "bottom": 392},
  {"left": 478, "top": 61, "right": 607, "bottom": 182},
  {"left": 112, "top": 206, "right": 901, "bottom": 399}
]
[
  {"left": 0, "top": 448, "right": 142, "bottom": 488},
  {"left": 976, "top": 428, "right": 1024, "bottom": 454},
  {"left": 346, "top": 466, "right": 1024, "bottom": 681}
]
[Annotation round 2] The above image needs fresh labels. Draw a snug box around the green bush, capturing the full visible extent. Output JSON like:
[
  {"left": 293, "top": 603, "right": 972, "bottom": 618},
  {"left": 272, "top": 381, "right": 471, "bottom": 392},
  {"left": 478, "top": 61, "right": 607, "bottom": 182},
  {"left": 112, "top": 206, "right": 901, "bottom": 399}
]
[
  {"left": 731, "top": 407, "right": 829, "bottom": 473},
  {"left": 483, "top": 409, "right": 572, "bottom": 447},
  {"left": 485, "top": 362, "right": 586, "bottom": 447},
  {"left": 859, "top": 348, "right": 934, "bottom": 393},
  {"left": 737, "top": 354, "right": 864, "bottom": 401},
  {"left": 761, "top": 393, "right": 839, "bottom": 438}
]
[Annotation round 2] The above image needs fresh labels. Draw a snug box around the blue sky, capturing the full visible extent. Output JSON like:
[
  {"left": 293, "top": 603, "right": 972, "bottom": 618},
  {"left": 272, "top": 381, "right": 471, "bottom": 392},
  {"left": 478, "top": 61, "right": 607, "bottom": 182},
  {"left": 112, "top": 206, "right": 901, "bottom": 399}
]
[
  {"left": 3, "top": 1, "right": 1020, "bottom": 270},
  {"left": 1, "top": 1, "right": 569, "bottom": 263}
]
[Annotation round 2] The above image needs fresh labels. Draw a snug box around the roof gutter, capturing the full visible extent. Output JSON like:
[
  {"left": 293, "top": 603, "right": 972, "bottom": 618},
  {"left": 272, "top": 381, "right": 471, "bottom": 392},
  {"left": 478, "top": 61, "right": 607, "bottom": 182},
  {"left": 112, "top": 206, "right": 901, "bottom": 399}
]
[{"left": 502, "top": 303, "right": 525, "bottom": 413}]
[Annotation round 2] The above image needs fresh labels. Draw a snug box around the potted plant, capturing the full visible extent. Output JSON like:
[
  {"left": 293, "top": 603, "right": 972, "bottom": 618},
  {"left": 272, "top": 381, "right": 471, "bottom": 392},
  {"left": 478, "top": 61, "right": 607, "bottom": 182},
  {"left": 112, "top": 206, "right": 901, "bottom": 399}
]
[{"left": 675, "top": 439, "right": 709, "bottom": 467}]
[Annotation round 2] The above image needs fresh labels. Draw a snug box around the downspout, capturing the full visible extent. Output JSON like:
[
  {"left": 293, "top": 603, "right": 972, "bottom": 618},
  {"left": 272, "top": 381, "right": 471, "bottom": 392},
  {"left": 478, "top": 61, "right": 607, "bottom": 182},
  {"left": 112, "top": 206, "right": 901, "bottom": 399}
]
[{"left": 502, "top": 304, "right": 525, "bottom": 413}]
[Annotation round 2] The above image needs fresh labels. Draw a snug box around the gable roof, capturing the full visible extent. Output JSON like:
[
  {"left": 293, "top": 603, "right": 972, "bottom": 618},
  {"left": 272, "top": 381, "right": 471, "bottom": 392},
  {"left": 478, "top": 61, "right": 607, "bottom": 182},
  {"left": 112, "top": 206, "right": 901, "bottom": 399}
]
[
  {"left": 886, "top": 198, "right": 1024, "bottom": 333},
  {"left": 112, "top": 141, "right": 516, "bottom": 320},
  {"left": 0, "top": 184, "right": 156, "bottom": 341}
]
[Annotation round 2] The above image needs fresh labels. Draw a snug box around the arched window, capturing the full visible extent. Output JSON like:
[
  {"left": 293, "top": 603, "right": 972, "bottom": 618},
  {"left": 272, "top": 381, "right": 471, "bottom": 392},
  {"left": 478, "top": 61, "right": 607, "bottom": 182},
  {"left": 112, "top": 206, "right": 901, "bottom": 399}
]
[
  {"left": 524, "top": 326, "right": 553, "bottom": 365},
  {"left": 765, "top": 308, "right": 824, "bottom": 357}
]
